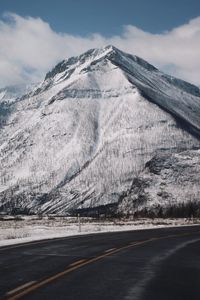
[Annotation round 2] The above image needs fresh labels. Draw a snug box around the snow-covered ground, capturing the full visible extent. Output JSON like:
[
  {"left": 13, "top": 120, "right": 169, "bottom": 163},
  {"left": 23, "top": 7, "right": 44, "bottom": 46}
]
[{"left": 0, "top": 216, "right": 199, "bottom": 247}]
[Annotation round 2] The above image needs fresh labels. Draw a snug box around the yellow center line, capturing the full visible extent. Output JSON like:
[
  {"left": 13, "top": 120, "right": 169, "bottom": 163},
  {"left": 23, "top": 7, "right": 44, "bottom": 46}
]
[
  {"left": 104, "top": 248, "right": 116, "bottom": 253},
  {"left": 6, "top": 240, "right": 151, "bottom": 300},
  {"left": 69, "top": 259, "right": 87, "bottom": 267},
  {"left": 6, "top": 231, "right": 199, "bottom": 300},
  {"left": 6, "top": 281, "right": 36, "bottom": 296}
]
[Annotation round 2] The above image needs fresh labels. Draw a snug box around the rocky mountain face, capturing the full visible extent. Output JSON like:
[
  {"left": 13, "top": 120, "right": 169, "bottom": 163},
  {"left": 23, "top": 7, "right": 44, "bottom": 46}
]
[
  {"left": 118, "top": 150, "right": 200, "bottom": 217},
  {"left": 0, "top": 45, "right": 200, "bottom": 215}
]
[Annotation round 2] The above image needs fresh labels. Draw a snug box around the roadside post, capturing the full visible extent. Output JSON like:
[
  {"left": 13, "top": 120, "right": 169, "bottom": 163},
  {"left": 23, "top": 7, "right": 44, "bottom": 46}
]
[{"left": 78, "top": 213, "right": 81, "bottom": 232}]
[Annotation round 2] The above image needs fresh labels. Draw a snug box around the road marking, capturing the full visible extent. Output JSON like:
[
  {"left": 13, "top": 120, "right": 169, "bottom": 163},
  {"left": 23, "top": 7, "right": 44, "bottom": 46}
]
[
  {"left": 0, "top": 238, "right": 68, "bottom": 252},
  {"left": 104, "top": 248, "right": 116, "bottom": 253},
  {"left": 130, "top": 240, "right": 147, "bottom": 246},
  {"left": 0, "top": 235, "right": 88, "bottom": 252},
  {"left": 6, "top": 241, "right": 149, "bottom": 300},
  {"left": 6, "top": 230, "right": 200, "bottom": 300},
  {"left": 6, "top": 281, "right": 36, "bottom": 296},
  {"left": 69, "top": 259, "right": 87, "bottom": 267}
]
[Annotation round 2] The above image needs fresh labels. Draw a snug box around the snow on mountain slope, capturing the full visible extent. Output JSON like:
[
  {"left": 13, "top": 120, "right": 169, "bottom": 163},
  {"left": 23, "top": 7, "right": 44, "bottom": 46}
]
[
  {"left": 0, "top": 83, "right": 38, "bottom": 130},
  {"left": 0, "top": 45, "right": 200, "bottom": 214},
  {"left": 0, "top": 84, "right": 38, "bottom": 104},
  {"left": 118, "top": 149, "right": 200, "bottom": 217}
]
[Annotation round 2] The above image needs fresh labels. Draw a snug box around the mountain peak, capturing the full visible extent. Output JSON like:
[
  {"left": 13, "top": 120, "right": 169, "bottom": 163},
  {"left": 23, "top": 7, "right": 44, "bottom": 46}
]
[
  {"left": 102, "top": 44, "right": 118, "bottom": 52},
  {"left": 44, "top": 44, "right": 156, "bottom": 82},
  {"left": 43, "top": 46, "right": 200, "bottom": 134},
  {"left": 45, "top": 45, "right": 118, "bottom": 81}
]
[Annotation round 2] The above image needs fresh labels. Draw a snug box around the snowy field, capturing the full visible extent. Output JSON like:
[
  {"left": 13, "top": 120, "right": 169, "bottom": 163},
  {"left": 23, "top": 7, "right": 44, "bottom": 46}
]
[{"left": 0, "top": 216, "right": 199, "bottom": 247}]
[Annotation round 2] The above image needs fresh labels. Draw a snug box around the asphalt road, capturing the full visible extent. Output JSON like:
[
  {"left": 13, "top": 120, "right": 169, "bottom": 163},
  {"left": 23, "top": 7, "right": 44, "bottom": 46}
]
[{"left": 0, "top": 225, "right": 200, "bottom": 300}]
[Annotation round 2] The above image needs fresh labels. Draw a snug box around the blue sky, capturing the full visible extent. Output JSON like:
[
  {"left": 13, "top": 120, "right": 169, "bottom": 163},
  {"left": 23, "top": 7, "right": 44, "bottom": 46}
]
[
  {"left": 0, "top": 0, "right": 200, "bottom": 87},
  {"left": 0, "top": 0, "right": 199, "bottom": 36}
]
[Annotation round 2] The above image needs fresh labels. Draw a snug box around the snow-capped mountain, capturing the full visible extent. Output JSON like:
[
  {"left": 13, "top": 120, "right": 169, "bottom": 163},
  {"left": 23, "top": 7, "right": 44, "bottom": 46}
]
[{"left": 0, "top": 45, "right": 200, "bottom": 215}]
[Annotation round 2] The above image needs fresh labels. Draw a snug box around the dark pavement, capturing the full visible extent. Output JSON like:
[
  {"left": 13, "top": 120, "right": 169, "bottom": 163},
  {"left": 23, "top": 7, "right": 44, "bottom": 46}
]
[{"left": 0, "top": 225, "right": 200, "bottom": 300}]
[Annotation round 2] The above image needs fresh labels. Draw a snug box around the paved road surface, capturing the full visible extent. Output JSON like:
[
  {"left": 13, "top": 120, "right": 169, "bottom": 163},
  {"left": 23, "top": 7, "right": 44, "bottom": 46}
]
[{"left": 0, "top": 225, "right": 200, "bottom": 300}]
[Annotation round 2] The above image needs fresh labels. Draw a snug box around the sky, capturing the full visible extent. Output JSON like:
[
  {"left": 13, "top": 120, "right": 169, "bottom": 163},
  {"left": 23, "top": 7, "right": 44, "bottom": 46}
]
[{"left": 0, "top": 0, "right": 200, "bottom": 87}]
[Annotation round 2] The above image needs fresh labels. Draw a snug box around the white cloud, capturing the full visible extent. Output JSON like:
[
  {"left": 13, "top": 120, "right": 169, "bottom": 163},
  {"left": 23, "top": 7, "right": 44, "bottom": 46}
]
[{"left": 0, "top": 13, "right": 200, "bottom": 87}]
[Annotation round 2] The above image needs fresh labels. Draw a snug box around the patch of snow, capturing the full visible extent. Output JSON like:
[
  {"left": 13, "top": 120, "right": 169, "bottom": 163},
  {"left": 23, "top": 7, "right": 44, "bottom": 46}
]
[{"left": 0, "top": 217, "right": 199, "bottom": 247}]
